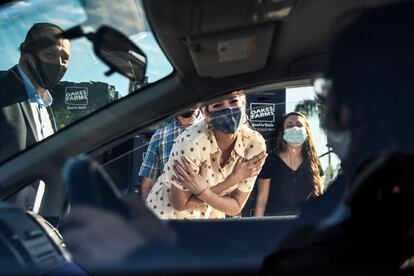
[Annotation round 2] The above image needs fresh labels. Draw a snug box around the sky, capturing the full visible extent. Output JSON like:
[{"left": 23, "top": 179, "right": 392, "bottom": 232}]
[{"left": 0, "top": 0, "right": 173, "bottom": 96}]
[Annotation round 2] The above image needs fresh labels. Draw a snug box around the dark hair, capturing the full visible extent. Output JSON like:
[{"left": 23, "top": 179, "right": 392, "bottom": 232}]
[
  {"left": 20, "top": 23, "right": 64, "bottom": 53},
  {"left": 327, "top": 2, "right": 414, "bottom": 130},
  {"left": 326, "top": 2, "right": 414, "bottom": 171},
  {"left": 274, "top": 112, "right": 323, "bottom": 195}
]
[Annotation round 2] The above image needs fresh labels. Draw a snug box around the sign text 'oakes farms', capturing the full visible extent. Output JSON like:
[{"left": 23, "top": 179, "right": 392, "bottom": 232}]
[
  {"left": 65, "top": 87, "right": 88, "bottom": 108},
  {"left": 250, "top": 103, "right": 275, "bottom": 122}
]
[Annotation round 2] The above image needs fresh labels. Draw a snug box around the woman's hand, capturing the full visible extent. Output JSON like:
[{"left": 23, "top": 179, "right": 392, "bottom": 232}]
[
  {"left": 229, "top": 151, "right": 268, "bottom": 184},
  {"left": 173, "top": 157, "right": 209, "bottom": 195}
]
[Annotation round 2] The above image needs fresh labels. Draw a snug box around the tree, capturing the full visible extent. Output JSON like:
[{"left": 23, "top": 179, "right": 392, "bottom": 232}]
[{"left": 294, "top": 98, "right": 327, "bottom": 133}]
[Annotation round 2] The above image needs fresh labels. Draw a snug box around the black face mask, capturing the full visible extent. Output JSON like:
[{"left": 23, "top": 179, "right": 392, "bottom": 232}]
[
  {"left": 208, "top": 107, "right": 242, "bottom": 134},
  {"left": 24, "top": 53, "right": 67, "bottom": 90},
  {"left": 181, "top": 110, "right": 195, "bottom": 118}
]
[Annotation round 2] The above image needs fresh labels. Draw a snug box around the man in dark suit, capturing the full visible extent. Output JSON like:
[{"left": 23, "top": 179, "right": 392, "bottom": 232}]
[
  {"left": 0, "top": 23, "right": 71, "bottom": 164},
  {"left": 0, "top": 23, "right": 71, "bottom": 210}
]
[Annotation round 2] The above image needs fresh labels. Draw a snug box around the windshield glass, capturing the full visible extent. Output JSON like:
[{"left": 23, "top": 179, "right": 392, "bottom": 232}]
[{"left": 0, "top": 0, "right": 173, "bottom": 163}]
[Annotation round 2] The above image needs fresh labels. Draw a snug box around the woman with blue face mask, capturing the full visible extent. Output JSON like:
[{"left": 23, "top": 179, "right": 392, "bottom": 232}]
[
  {"left": 255, "top": 112, "right": 324, "bottom": 217},
  {"left": 145, "top": 91, "right": 267, "bottom": 219}
]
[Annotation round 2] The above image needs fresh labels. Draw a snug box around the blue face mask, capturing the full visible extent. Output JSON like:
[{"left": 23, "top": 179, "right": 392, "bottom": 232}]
[
  {"left": 283, "top": 126, "right": 307, "bottom": 146},
  {"left": 209, "top": 107, "right": 242, "bottom": 134}
]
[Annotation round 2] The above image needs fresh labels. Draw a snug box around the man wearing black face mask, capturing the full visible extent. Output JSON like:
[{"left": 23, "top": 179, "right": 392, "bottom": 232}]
[
  {"left": 0, "top": 23, "right": 71, "bottom": 164},
  {"left": 138, "top": 110, "right": 203, "bottom": 201},
  {"left": 0, "top": 23, "right": 70, "bottom": 210}
]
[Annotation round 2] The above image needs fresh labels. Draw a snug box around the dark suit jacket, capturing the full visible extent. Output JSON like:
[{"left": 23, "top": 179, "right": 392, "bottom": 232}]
[{"left": 0, "top": 65, "right": 54, "bottom": 163}]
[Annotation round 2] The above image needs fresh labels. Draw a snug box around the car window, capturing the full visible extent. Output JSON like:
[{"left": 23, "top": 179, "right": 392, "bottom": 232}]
[
  {"left": 0, "top": 0, "right": 173, "bottom": 163},
  {"left": 92, "top": 84, "right": 341, "bottom": 220},
  {"left": 243, "top": 85, "right": 341, "bottom": 217}
]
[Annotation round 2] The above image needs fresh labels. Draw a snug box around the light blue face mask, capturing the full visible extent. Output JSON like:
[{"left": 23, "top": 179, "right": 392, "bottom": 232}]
[{"left": 283, "top": 126, "right": 307, "bottom": 146}]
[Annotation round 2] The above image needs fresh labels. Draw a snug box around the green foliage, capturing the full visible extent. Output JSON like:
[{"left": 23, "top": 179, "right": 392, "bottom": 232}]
[
  {"left": 294, "top": 98, "right": 327, "bottom": 133},
  {"left": 52, "top": 83, "right": 120, "bottom": 130}
]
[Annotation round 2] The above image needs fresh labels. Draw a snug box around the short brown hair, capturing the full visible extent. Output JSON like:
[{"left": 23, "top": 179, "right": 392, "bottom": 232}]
[{"left": 20, "top": 23, "right": 64, "bottom": 53}]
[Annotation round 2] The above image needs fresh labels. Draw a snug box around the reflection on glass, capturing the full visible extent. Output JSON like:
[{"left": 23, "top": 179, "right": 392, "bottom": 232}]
[
  {"left": 96, "top": 26, "right": 147, "bottom": 82},
  {"left": 0, "top": 0, "right": 173, "bottom": 163}
]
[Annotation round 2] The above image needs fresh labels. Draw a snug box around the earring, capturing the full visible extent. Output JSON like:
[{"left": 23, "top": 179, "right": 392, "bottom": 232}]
[{"left": 243, "top": 114, "right": 249, "bottom": 124}]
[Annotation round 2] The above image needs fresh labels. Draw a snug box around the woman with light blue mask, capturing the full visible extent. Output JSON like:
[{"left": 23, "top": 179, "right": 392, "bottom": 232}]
[
  {"left": 146, "top": 91, "right": 268, "bottom": 219},
  {"left": 255, "top": 112, "right": 324, "bottom": 217}
]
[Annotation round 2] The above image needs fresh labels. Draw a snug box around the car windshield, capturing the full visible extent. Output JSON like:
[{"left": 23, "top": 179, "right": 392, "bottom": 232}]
[{"left": 0, "top": 0, "right": 173, "bottom": 163}]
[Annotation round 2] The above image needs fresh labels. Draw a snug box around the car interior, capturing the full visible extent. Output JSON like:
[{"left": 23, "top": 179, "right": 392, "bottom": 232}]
[{"left": 0, "top": 0, "right": 411, "bottom": 274}]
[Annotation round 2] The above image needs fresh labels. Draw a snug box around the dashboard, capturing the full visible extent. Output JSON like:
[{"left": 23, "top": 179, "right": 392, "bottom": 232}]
[{"left": 0, "top": 202, "right": 70, "bottom": 274}]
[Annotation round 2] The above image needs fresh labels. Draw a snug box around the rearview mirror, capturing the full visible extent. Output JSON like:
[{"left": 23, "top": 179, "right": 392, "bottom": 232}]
[
  {"left": 94, "top": 26, "right": 147, "bottom": 83},
  {"left": 61, "top": 25, "right": 147, "bottom": 83}
]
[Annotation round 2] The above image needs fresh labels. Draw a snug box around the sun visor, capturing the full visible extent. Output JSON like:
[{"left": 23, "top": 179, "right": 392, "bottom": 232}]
[{"left": 185, "top": 23, "right": 275, "bottom": 78}]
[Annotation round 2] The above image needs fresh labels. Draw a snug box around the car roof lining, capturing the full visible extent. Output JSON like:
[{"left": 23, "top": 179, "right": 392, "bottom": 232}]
[{"left": 144, "top": 0, "right": 399, "bottom": 88}]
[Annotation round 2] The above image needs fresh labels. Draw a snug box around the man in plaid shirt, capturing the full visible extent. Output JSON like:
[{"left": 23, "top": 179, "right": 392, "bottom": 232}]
[{"left": 139, "top": 110, "right": 202, "bottom": 200}]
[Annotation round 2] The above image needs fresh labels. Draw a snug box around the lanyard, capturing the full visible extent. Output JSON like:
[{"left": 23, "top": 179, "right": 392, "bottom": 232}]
[
  {"left": 34, "top": 100, "right": 46, "bottom": 139},
  {"left": 32, "top": 93, "right": 54, "bottom": 139}
]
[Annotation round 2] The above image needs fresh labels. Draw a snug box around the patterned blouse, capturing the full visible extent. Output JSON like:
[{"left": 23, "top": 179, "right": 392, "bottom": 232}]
[{"left": 145, "top": 120, "right": 266, "bottom": 219}]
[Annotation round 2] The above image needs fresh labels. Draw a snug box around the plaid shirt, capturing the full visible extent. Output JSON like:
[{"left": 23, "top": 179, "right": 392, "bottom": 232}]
[{"left": 138, "top": 118, "right": 186, "bottom": 180}]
